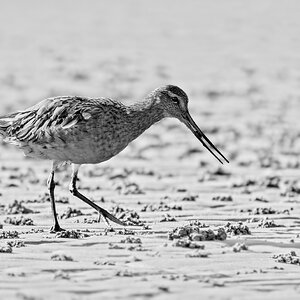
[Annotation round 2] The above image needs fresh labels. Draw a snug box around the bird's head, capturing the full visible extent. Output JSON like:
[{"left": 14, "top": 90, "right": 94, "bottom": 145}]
[{"left": 151, "top": 85, "right": 229, "bottom": 164}]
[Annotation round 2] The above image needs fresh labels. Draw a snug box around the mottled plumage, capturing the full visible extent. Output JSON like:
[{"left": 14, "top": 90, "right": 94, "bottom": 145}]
[
  {"left": 0, "top": 85, "right": 228, "bottom": 232},
  {"left": 0, "top": 95, "right": 163, "bottom": 164}
]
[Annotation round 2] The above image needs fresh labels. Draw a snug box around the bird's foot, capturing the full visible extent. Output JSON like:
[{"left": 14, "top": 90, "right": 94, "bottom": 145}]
[
  {"left": 97, "top": 212, "right": 112, "bottom": 229},
  {"left": 103, "top": 215, "right": 112, "bottom": 228},
  {"left": 98, "top": 208, "right": 125, "bottom": 227},
  {"left": 97, "top": 212, "right": 102, "bottom": 223},
  {"left": 50, "top": 224, "right": 65, "bottom": 233}
]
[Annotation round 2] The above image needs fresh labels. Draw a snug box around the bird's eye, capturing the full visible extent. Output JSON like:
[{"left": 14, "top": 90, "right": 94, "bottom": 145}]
[{"left": 171, "top": 97, "right": 179, "bottom": 104}]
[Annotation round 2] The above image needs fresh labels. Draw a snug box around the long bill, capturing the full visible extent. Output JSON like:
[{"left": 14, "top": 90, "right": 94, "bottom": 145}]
[{"left": 183, "top": 112, "right": 229, "bottom": 164}]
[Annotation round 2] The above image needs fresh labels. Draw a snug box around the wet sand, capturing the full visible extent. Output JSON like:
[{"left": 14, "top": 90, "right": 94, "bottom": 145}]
[{"left": 1, "top": 1, "right": 300, "bottom": 299}]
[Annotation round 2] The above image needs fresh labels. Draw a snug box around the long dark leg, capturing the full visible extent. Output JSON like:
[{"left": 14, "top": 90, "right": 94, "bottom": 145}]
[
  {"left": 69, "top": 164, "right": 125, "bottom": 226},
  {"left": 48, "top": 161, "right": 64, "bottom": 232}
]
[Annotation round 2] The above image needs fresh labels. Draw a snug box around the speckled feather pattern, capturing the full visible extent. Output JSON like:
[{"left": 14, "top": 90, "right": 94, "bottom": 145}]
[{"left": 0, "top": 95, "right": 165, "bottom": 164}]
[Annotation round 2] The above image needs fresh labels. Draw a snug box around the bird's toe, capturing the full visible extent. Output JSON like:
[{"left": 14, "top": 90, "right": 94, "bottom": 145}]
[{"left": 50, "top": 224, "right": 66, "bottom": 233}]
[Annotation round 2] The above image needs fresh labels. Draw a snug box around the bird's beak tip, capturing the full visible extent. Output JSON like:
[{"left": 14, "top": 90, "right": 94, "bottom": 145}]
[{"left": 183, "top": 112, "right": 229, "bottom": 165}]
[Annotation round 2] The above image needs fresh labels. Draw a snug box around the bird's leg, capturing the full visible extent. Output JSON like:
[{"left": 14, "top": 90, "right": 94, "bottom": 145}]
[
  {"left": 69, "top": 164, "right": 125, "bottom": 227},
  {"left": 48, "top": 161, "right": 65, "bottom": 233}
]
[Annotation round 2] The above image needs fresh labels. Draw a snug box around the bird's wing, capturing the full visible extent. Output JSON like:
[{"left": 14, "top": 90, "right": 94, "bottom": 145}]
[{"left": 0, "top": 96, "right": 99, "bottom": 144}]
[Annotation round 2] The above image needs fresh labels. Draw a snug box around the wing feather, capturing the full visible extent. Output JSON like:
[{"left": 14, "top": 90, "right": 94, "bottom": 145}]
[{"left": 0, "top": 96, "right": 101, "bottom": 145}]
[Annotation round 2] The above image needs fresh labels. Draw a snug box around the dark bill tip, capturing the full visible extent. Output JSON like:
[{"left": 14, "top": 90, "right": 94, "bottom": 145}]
[{"left": 184, "top": 112, "right": 229, "bottom": 164}]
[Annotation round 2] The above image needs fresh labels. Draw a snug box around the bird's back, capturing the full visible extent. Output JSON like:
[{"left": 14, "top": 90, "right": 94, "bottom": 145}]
[{"left": 0, "top": 96, "right": 132, "bottom": 164}]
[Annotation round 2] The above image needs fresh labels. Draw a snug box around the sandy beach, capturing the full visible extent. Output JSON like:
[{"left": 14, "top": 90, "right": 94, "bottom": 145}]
[{"left": 1, "top": 0, "right": 300, "bottom": 299}]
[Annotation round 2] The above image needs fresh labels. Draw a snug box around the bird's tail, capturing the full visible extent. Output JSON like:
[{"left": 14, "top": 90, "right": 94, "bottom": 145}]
[{"left": 0, "top": 112, "right": 18, "bottom": 139}]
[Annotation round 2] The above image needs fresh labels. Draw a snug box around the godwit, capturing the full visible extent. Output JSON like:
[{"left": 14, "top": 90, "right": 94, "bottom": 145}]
[{"left": 0, "top": 85, "right": 228, "bottom": 232}]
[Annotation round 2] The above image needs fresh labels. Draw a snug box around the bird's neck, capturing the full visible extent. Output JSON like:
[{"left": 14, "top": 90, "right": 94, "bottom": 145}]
[{"left": 125, "top": 97, "right": 165, "bottom": 140}]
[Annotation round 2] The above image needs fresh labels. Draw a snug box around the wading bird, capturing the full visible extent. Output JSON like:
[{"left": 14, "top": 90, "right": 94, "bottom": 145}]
[{"left": 0, "top": 85, "right": 228, "bottom": 232}]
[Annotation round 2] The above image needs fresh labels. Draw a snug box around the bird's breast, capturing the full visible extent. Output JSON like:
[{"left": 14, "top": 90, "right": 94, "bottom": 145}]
[{"left": 53, "top": 120, "right": 132, "bottom": 164}]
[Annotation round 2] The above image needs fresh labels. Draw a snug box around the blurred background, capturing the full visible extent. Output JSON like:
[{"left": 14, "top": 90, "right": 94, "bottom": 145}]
[{"left": 0, "top": 0, "right": 299, "bottom": 103}]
